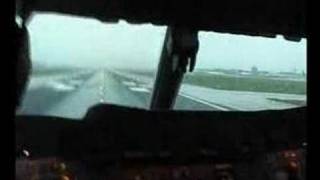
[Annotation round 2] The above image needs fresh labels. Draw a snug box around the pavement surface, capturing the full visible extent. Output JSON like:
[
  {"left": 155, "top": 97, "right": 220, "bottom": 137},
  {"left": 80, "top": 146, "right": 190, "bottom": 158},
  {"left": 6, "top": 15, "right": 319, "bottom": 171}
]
[{"left": 18, "top": 69, "right": 306, "bottom": 119}]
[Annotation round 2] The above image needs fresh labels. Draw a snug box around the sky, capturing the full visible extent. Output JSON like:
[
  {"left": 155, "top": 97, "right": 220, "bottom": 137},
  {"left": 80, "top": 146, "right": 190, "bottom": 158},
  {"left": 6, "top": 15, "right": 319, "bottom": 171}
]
[{"left": 26, "top": 13, "right": 307, "bottom": 73}]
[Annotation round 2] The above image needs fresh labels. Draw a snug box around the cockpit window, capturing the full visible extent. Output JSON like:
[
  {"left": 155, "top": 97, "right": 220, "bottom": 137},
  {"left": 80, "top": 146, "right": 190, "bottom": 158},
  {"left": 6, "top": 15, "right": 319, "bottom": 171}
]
[
  {"left": 175, "top": 32, "right": 306, "bottom": 111},
  {"left": 17, "top": 13, "right": 306, "bottom": 119},
  {"left": 17, "top": 13, "right": 165, "bottom": 118}
]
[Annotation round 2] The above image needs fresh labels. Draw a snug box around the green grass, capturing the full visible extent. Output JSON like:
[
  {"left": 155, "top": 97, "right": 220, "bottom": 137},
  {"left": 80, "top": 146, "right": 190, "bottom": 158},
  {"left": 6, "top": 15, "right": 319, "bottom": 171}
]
[{"left": 183, "top": 72, "right": 306, "bottom": 94}]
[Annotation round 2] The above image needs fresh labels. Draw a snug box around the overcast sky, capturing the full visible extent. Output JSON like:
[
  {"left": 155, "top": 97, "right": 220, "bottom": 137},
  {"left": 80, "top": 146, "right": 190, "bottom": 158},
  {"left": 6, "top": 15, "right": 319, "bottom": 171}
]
[{"left": 27, "top": 13, "right": 307, "bottom": 73}]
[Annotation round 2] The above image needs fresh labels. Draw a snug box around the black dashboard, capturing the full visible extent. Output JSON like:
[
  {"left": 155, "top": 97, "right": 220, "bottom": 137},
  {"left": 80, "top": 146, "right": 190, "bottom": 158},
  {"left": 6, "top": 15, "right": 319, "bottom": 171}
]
[{"left": 15, "top": 104, "right": 306, "bottom": 180}]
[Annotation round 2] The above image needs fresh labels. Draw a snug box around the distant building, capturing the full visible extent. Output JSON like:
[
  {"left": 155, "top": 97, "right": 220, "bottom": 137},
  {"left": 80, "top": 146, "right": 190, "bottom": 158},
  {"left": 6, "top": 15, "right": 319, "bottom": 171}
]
[
  {"left": 260, "top": 71, "right": 269, "bottom": 75},
  {"left": 251, "top": 66, "right": 258, "bottom": 74}
]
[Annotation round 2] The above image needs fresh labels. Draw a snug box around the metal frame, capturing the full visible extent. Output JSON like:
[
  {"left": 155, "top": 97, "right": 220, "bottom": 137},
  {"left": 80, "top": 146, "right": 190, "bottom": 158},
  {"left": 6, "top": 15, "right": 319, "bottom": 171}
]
[{"left": 150, "top": 26, "right": 199, "bottom": 110}]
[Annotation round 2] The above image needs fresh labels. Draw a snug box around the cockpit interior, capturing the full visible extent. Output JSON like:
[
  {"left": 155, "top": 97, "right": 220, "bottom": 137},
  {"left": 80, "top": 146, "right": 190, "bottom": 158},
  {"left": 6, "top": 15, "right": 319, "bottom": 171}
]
[{"left": 14, "top": 0, "right": 306, "bottom": 179}]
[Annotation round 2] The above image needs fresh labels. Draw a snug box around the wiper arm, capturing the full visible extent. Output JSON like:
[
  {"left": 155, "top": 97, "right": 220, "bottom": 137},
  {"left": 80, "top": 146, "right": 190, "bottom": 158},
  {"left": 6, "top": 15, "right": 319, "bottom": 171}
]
[{"left": 150, "top": 26, "right": 199, "bottom": 110}]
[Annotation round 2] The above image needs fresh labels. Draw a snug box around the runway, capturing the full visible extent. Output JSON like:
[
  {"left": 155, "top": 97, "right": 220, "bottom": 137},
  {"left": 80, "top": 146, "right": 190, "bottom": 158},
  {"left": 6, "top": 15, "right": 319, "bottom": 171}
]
[{"left": 18, "top": 69, "right": 306, "bottom": 119}]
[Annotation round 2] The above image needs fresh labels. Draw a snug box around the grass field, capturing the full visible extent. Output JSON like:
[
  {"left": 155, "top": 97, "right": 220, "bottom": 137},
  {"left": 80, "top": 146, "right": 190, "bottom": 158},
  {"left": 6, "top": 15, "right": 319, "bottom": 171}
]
[
  {"left": 118, "top": 69, "right": 306, "bottom": 95},
  {"left": 183, "top": 72, "right": 306, "bottom": 94}
]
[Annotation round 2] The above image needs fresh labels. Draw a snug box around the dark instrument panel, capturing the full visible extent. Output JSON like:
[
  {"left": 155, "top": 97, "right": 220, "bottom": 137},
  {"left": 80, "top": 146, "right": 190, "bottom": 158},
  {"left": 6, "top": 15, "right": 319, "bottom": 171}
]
[
  {"left": 16, "top": 148, "right": 305, "bottom": 180},
  {"left": 15, "top": 105, "right": 306, "bottom": 180}
]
